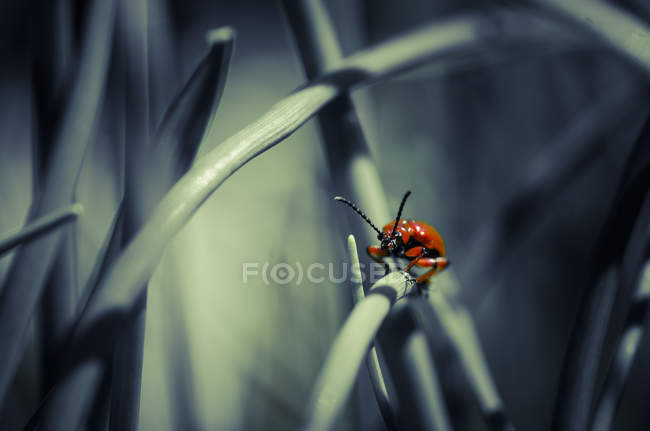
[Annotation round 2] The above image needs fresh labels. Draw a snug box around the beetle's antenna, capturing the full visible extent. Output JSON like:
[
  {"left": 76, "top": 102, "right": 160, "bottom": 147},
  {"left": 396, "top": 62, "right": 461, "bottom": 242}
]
[
  {"left": 391, "top": 190, "right": 411, "bottom": 237},
  {"left": 334, "top": 196, "right": 382, "bottom": 236}
]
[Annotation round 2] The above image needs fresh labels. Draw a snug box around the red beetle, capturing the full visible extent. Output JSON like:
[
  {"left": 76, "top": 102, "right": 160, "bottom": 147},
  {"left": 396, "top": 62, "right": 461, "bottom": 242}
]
[{"left": 335, "top": 191, "right": 449, "bottom": 284}]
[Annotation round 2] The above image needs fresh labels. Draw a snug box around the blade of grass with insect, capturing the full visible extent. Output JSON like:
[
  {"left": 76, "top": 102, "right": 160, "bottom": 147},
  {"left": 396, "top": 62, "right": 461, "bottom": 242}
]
[
  {"left": 551, "top": 116, "right": 650, "bottom": 431},
  {"left": 31, "top": 14, "right": 534, "bottom": 428},
  {"left": 0, "top": 0, "right": 116, "bottom": 409},
  {"left": 281, "top": 0, "right": 398, "bottom": 427},
  {"left": 62, "top": 9, "right": 584, "bottom": 340}
]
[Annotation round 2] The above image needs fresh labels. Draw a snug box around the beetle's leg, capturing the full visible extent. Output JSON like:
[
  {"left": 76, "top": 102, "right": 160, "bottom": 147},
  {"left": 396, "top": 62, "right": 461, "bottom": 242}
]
[
  {"left": 404, "top": 248, "right": 425, "bottom": 272},
  {"left": 415, "top": 257, "right": 450, "bottom": 284},
  {"left": 367, "top": 245, "right": 390, "bottom": 275}
]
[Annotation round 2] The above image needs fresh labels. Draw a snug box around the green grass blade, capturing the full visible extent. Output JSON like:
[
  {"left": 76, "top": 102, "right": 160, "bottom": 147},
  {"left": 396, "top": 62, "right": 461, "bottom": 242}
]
[{"left": 0, "top": 204, "right": 83, "bottom": 257}]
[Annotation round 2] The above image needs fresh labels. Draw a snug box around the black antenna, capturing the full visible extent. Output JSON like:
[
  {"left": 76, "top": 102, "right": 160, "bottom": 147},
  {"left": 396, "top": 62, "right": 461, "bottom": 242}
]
[
  {"left": 334, "top": 196, "right": 382, "bottom": 236},
  {"left": 391, "top": 190, "right": 411, "bottom": 237}
]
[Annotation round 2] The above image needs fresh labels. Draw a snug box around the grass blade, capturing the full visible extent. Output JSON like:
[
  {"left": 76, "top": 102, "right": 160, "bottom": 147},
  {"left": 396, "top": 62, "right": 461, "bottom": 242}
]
[
  {"left": 591, "top": 257, "right": 650, "bottom": 431},
  {"left": 376, "top": 301, "right": 453, "bottom": 431},
  {"left": 107, "top": 0, "right": 151, "bottom": 428},
  {"left": 460, "top": 86, "right": 649, "bottom": 309},
  {"left": 347, "top": 235, "right": 399, "bottom": 430},
  {"left": 0, "top": 204, "right": 83, "bottom": 257},
  {"left": 529, "top": 0, "right": 650, "bottom": 76},
  {"left": 551, "top": 116, "right": 650, "bottom": 431},
  {"left": 413, "top": 284, "right": 515, "bottom": 430},
  {"left": 34, "top": 25, "right": 236, "bottom": 431},
  {"left": 152, "top": 27, "right": 236, "bottom": 183},
  {"left": 282, "top": 0, "right": 399, "bottom": 427},
  {"left": 302, "top": 271, "right": 413, "bottom": 431},
  {"left": 108, "top": 25, "right": 235, "bottom": 431}
]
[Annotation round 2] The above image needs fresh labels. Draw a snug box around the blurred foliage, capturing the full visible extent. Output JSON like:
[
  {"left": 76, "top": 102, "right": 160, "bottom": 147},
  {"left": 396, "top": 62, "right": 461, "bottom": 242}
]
[{"left": 0, "top": 0, "right": 649, "bottom": 430}]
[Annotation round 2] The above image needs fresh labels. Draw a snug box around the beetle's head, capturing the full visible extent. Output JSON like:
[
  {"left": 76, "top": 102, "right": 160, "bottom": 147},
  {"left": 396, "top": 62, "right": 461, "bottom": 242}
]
[
  {"left": 379, "top": 230, "right": 402, "bottom": 251},
  {"left": 334, "top": 190, "right": 412, "bottom": 253}
]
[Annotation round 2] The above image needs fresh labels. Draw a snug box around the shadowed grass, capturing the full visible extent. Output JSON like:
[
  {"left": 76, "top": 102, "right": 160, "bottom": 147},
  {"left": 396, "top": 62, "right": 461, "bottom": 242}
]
[
  {"left": 108, "top": 0, "right": 151, "bottom": 428},
  {"left": 32, "top": 27, "right": 236, "bottom": 431},
  {"left": 460, "top": 86, "right": 650, "bottom": 309},
  {"left": 412, "top": 281, "right": 515, "bottom": 430},
  {"left": 552, "top": 116, "right": 650, "bottom": 431},
  {"left": 0, "top": 0, "right": 116, "bottom": 409},
  {"left": 591, "top": 256, "right": 650, "bottom": 431}
]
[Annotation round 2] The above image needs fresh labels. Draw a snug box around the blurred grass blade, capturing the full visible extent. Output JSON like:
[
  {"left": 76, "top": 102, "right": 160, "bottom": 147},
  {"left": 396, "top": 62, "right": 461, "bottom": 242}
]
[
  {"left": 160, "top": 267, "right": 203, "bottom": 431},
  {"left": 78, "top": 205, "right": 125, "bottom": 313},
  {"left": 376, "top": 302, "right": 452, "bottom": 431},
  {"left": 591, "top": 259, "right": 650, "bottom": 431},
  {"left": 461, "top": 86, "right": 649, "bottom": 309},
  {"left": 529, "top": 0, "right": 650, "bottom": 76},
  {"left": 32, "top": 26, "right": 236, "bottom": 431},
  {"left": 40, "top": 223, "right": 80, "bottom": 389},
  {"left": 281, "top": 0, "right": 343, "bottom": 77},
  {"left": 0, "top": 0, "right": 116, "bottom": 409},
  {"left": 282, "top": 0, "right": 392, "bottom": 257},
  {"left": 413, "top": 284, "right": 515, "bottom": 430},
  {"left": 153, "top": 27, "right": 236, "bottom": 182},
  {"left": 30, "top": 0, "right": 75, "bottom": 197},
  {"left": 108, "top": 0, "right": 151, "bottom": 429},
  {"left": 552, "top": 117, "right": 650, "bottom": 431},
  {"left": 109, "top": 25, "right": 235, "bottom": 431},
  {"left": 302, "top": 272, "right": 412, "bottom": 431},
  {"left": 147, "top": 0, "right": 179, "bottom": 129},
  {"left": 403, "top": 332, "right": 452, "bottom": 431},
  {"left": 0, "top": 204, "right": 83, "bottom": 257},
  {"left": 347, "top": 235, "right": 399, "bottom": 430}
]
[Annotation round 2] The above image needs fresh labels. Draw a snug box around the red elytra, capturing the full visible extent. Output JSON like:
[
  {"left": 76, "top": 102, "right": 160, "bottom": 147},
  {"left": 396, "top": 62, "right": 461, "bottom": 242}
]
[{"left": 335, "top": 191, "right": 449, "bottom": 285}]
